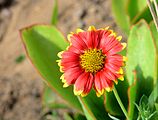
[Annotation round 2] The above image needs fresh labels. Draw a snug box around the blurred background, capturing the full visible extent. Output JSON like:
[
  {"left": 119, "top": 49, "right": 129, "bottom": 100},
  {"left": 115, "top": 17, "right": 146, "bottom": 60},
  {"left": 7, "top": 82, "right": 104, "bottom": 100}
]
[{"left": 0, "top": 0, "right": 124, "bottom": 120}]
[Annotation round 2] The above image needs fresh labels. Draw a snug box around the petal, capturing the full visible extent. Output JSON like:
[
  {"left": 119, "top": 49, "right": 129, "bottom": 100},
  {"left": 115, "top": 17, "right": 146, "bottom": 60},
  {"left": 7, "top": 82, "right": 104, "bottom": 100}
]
[
  {"left": 104, "top": 63, "right": 120, "bottom": 73},
  {"left": 99, "top": 70, "right": 113, "bottom": 92},
  {"left": 61, "top": 51, "right": 79, "bottom": 58},
  {"left": 61, "top": 61, "right": 79, "bottom": 71},
  {"left": 106, "top": 42, "right": 124, "bottom": 55},
  {"left": 70, "top": 34, "right": 87, "bottom": 50},
  {"left": 74, "top": 72, "right": 89, "bottom": 95},
  {"left": 94, "top": 72, "right": 104, "bottom": 97},
  {"left": 106, "top": 54, "right": 123, "bottom": 61},
  {"left": 105, "top": 55, "right": 124, "bottom": 67},
  {"left": 102, "top": 69, "right": 116, "bottom": 80},
  {"left": 63, "top": 67, "right": 83, "bottom": 85},
  {"left": 89, "top": 31, "right": 99, "bottom": 48},
  {"left": 78, "top": 30, "right": 99, "bottom": 48},
  {"left": 81, "top": 73, "right": 94, "bottom": 97},
  {"left": 67, "top": 45, "right": 83, "bottom": 54},
  {"left": 98, "top": 30, "right": 112, "bottom": 49},
  {"left": 101, "top": 37, "right": 119, "bottom": 54}
]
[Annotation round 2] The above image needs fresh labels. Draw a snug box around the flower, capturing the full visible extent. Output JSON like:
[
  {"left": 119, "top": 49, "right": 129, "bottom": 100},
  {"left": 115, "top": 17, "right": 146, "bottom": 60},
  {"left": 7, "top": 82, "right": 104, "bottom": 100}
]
[{"left": 57, "top": 26, "right": 127, "bottom": 97}]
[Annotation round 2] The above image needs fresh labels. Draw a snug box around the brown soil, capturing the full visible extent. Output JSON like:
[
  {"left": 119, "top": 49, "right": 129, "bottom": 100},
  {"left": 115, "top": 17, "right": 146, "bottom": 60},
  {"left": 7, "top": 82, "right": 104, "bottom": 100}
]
[{"left": 0, "top": 0, "right": 124, "bottom": 120}]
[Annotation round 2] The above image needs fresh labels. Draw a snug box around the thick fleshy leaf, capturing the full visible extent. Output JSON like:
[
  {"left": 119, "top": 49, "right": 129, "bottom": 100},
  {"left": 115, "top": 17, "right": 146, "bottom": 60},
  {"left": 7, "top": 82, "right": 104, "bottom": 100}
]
[
  {"left": 78, "top": 90, "right": 110, "bottom": 120},
  {"left": 20, "top": 25, "right": 82, "bottom": 111},
  {"left": 104, "top": 78, "right": 128, "bottom": 117},
  {"left": 112, "top": 0, "right": 130, "bottom": 35},
  {"left": 126, "top": 20, "right": 157, "bottom": 119},
  {"left": 126, "top": 0, "right": 147, "bottom": 21}
]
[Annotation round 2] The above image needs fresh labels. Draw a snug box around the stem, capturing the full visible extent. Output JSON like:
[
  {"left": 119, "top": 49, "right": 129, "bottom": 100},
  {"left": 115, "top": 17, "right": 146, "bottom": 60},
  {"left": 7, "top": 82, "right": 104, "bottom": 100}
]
[
  {"left": 154, "top": 0, "right": 158, "bottom": 16},
  {"left": 113, "top": 86, "right": 130, "bottom": 120},
  {"left": 146, "top": 0, "right": 158, "bottom": 31}
]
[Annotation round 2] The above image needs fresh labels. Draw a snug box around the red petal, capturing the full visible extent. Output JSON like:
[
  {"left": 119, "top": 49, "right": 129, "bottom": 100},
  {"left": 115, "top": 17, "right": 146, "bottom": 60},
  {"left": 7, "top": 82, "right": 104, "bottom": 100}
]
[
  {"left": 61, "top": 61, "right": 79, "bottom": 71},
  {"left": 106, "top": 42, "right": 123, "bottom": 55},
  {"left": 61, "top": 51, "right": 79, "bottom": 58},
  {"left": 101, "top": 37, "right": 119, "bottom": 54},
  {"left": 70, "top": 34, "right": 87, "bottom": 51},
  {"left": 94, "top": 72, "right": 103, "bottom": 91},
  {"left": 74, "top": 72, "right": 89, "bottom": 91},
  {"left": 64, "top": 67, "right": 83, "bottom": 85},
  {"left": 105, "top": 54, "right": 124, "bottom": 67},
  {"left": 68, "top": 45, "right": 83, "bottom": 54},
  {"left": 99, "top": 70, "right": 113, "bottom": 89},
  {"left": 82, "top": 73, "right": 94, "bottom": 95},
  {"left": 104, "top": 63, "right": 120, "bottom": 73},
  {"left": 106, "top": 54, "right": 123, "bottom": 61},
  {"left": 99, "top": 30, "right": 112, "bottom": 49},
  {"left": 102, "top": 69, "right": 116, "bottom": 80}
]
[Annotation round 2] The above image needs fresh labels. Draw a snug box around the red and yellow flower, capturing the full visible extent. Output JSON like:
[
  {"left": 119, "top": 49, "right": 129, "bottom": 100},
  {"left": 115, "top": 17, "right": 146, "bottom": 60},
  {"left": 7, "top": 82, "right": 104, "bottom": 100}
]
[{"left": 57, "top": 26, "right": 127, "bottom": 97}]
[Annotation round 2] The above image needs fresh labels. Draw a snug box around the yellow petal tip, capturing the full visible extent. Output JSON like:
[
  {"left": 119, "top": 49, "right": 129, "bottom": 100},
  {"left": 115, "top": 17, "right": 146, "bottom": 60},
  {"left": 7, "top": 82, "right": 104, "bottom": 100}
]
[
  {"left": 121, "top": 43, "right": 127, "bottom": 50},
  {"left": 57, "top": 51, "right": 64, "bottom": 58},
  {"left": 74, "top": 86, "right": 83, "bottom": 95},
  {"left": 67, "top": 32, "right": 74, "bottom": 41},
  {"left": 63, "top": 83, "right": 69, "bottom": 88},
  {"left": 96, "top": 92, "right": 102, "bottom": 97},
  {"left": 116, "top": 68, "right": 123, "bottom": 74},
  {"left": 88, "top": 26, "right": 96, "bottom": 31},
  {"left": 105, "top": 26, "right": 109, "bottom": 30},
  {"left": 96, "top": 88, "right": 104, "bottom": 97},
  {"left": 114, "top": 80, "right": 118, "bottom": 85},
  {"left": 118, "top": 76, "right": 124, "bottom": 81},
  {"left": 60, "top": 74, "right": 66, "bottom": 83},
  {"left": 116, "top": 36, "right": 122, "bottom": 41},
  {"left": 109, "top": 30, "right": 116, "bottom": 37},
  {"left": 76, "top": 28, "right": 84, "bottom": 33},
  {"left": 81, "top": 92, "right": 88, "bottom": 97},
  {"left": 123, "top": 56, "right": 128, "bottom": 61}
]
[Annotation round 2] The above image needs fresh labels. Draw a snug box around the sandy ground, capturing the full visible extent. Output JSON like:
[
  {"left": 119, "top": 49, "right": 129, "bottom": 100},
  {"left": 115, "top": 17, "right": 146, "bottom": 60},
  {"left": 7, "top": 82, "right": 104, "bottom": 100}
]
[{"left": 0, "top": 0, "right": 124, "bottom": 120}]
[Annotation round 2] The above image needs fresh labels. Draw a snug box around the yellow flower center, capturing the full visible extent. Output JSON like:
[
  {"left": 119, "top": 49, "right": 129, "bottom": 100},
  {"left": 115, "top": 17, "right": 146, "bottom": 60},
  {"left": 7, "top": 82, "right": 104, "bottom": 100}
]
[{"left": 80, "top": 49, "right": 105, "bottom": 73}]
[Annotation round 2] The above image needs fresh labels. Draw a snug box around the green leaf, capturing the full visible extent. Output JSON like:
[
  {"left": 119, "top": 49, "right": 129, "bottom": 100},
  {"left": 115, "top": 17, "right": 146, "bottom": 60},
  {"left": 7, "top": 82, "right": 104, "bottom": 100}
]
[
  {"left": 78, "top": 90, "right": 110, "bottom": 120},
  {"left": 155, "top": 103, "right": 158, "bottom": 111},
  {"left": 131, "top": 0, "right": 158, "bottom": 25},
  {"left": 126, "top": 0, "right": 147, "bottom": 21},
  {"left": 15, "top": 54, "right": 25, "bottom": 63},
  {"left": 20, "top": 25, "right": 82, "bottom": 112},
  {"left": 63, "top": 113, "right": 73, "bottom": 120},
  {"left": 127, "top": 71, "right": 139, "bottom": 120},
  {"left": 74, "top": 114, "right": 87, "bottom": 120},
  {"left": 42, "top": 85, "right": 68, "bottom": 109},
  {"left": 150, "top": 21, "right": 158, "bottom": 54},
  {"left": 104, "top": 78, "right": 129, "bottom": 117},
  {"left": 135, "top": 95, "right": 158, "bottom": 120},
  {"left": 126, "top": 20, "right": 157, "bottom": 85},
  {"left": 112, "top": 0, "right": 130, "bottom": 35},
  {"left": 108, "top": 113, "right": 120, "bottom": 120},
  {"left": 126, "top": 20, "right": 157, "bottom": 119},
  {"left": 149, "top": 85, "right": 158, "bottom": 109},
  {"left": 51, "top": 0, "right": 58, "bottom": 25},
  {"left": 149, "top": 21, "right": 158, "bottom": 107}
]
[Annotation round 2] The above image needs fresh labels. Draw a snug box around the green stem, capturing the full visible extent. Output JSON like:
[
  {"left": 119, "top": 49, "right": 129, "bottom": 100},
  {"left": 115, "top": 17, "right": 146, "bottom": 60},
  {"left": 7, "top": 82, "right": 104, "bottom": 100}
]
[
  {"left": 113, "top": 86, "right": 130, "bottom": 120},
  {"left": 146, "top": 0, "right": 158, "bottom": 31}
]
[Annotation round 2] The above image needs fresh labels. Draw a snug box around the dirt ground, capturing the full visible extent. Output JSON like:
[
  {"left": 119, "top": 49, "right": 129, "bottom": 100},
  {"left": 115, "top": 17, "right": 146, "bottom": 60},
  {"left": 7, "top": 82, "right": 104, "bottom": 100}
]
[{"left": 0, "top": 0, "right": 124, "bottom": 120}]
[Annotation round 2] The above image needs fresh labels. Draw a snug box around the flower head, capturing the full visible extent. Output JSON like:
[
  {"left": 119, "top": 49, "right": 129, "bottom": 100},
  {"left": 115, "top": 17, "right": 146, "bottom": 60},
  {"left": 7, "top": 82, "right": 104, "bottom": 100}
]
[{"left": 57, "top": 26, "right": 127, "bottom": 97}]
